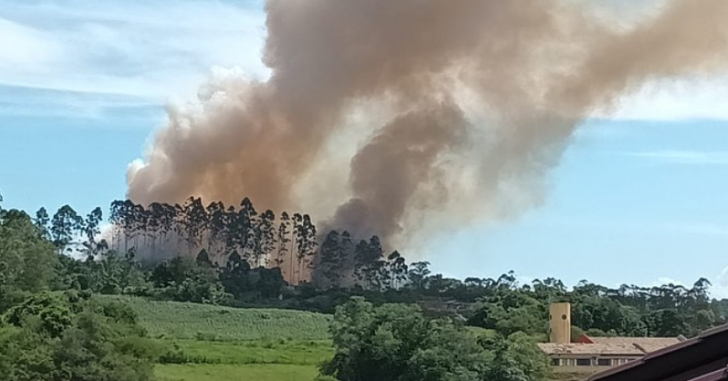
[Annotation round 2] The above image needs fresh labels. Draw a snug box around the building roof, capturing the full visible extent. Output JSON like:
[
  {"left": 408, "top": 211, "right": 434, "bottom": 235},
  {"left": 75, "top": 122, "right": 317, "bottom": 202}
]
[
  {"left": 588, "top": 324, "right": 728, "bottom": 381},
  {"left": 586, "top": 336, "right": 682, "bottom": 353},
  {"left": 538, "top": 342, "right": 645, "bottom": 356},
  {"left": 538, "top": 336, "right": 681, "bottom": 357}
]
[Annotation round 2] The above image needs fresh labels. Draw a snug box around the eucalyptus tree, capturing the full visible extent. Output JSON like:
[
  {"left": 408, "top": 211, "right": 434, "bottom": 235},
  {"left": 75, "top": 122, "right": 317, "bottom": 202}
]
[
  {"left": 34, "top": 207, "right": 50, "bottom": 239},
  {"left": 146, "top": 202, "right": 165, "bottom": 255},
  {"left": 182, "top": 197, "right": 207, "bottom": 256},
  {"left": 257, "top": 209, "right": 276, "bottom": 268},
  {"left": 119, "top": 200, "right": 136, "bottom": 252},
  {"left": 223, "top": 205, "right": 239, "bottom": 255},
  {"left": 408, "top": 261, "right": 431, "bottom": 290},
  {"left": 206, "top": 201, "right": 226, "bottom": 257},
  {"left": 356, "top": 235, "right": 383, "bottom": 288},
  {"left": 276, "top": 211, "right": 291, "bottom": 269},
  {"left": 320, "top": 230, "right": 342, "bottom": 288},
  {"left": 339, "top": 231, "right": 353, "bottom": 282},
  {"left": 300, "top": 214, "right": 318, "bottom": 277},
  {"left": 352, "top": 239, "right": 369, "bottom": 284},
  {"left": 239, "top": 197, "right": 257, "bottom": 262},
  {"left": 159, "top": 203, "right": 177, "bottom": 253},
  {"left": 50, "top": 205, "right": 84, "bottom": 253},
  {"left": 131, "top": 203, "right": 147, "bottom": 250},
  {"left": 109, "top": 200, "right": 124, "bottom": 251},
  {"left": 82, "top": 207, "right": 104, "bottom": 256},
  {"left": 291, "top": 213, "right": 303, "bottom": 284},
  {"left": 386, "top": 250, "right": 408, "bottom": 289}
]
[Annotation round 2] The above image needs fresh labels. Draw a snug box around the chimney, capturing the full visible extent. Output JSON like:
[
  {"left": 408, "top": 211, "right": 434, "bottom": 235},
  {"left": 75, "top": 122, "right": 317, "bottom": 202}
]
[{"left": 549, "top": 302, "right": 571, "bottom": 344}]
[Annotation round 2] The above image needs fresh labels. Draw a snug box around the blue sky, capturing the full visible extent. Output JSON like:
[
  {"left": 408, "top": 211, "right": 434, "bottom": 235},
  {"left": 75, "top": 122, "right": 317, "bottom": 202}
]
[{"left": 1, "top": 0, "right": 727, "bottom": 297}]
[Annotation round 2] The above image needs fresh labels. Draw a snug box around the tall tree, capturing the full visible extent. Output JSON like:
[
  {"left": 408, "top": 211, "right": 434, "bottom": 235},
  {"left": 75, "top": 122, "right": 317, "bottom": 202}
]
[
  {"left": 353, "top": 235, "right": 383, "bottom": 289},
  {"left": 256, "top": 210, "right": 276, "bottom": 268},
  {"left": 0, "top": 209, "right": 57, "bottom": 292},
  {"left": 50, "top": 205, "right": 84, "bottom": 254},
  {"left": 239, "top": 197, "right": 257, "bottom": 262},
  {"left": 320, "top": 230, "right": 342, "bottom": 288},
  {"left": 182, "top": 197, "right": 207, "bottom": 255},
  {"left": 206, "top": 201, "right": 226, "bottom": 258},
  {"left": 82, "top": 207, "right": 104, "bottom": 256},
  {"left": 297, "top": 214, "right": 318, "bottom": 283},
  {"left": 34, "top": 207, "right": 50, "bottom": 239},
  {"left": 339, "top": 231, "right": 353, "bottom": 284},
  {"left": 108, "top": 200, "right": 124, "bottom": 251},
  {"left": 386, "top": 250, "right": 408, "bottom": 289},
  {"left": 146, "top": 202, "right": 165, "bottom": 256},
  {"left": 276, "top": 212, "right": 291, "bottom": 270},
  {"left": 408, "top": 261, "right": 431, "bottom": 290},
  {"left": 291, "top": 213, "right": 303, "bottom": 284}
]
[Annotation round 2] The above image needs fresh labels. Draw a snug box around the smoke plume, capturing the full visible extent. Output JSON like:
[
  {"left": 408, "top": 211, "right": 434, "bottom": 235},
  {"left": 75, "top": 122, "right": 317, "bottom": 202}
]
[{"left": 127, "top": 0, "right": 728, "bottom": 247}]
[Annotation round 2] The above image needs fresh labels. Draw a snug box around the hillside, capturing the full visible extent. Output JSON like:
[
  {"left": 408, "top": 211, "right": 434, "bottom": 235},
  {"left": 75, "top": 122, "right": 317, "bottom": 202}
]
[{"left": 98, "top": 295, "right": 333, "bottom": 341}]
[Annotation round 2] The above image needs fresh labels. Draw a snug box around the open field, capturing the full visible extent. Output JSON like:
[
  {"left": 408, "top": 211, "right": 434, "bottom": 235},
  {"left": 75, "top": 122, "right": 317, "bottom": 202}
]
[
  {"left": 163, "top": 339, "right": 333, "bottom": 366},
  {"left": 98, "top": 295, "right": 332, "bottom": 341},
  {"left": 155, "top": 364, "right": 319, "bottom": 381},
  {"left": 97, "top": 296, "right": 333, "bottom": 380}
]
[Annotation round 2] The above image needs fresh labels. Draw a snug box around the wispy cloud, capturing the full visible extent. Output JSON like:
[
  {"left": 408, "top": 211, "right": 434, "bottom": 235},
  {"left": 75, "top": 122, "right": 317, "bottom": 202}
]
[
  {"left": 711, "top": 266, "right": 728, "bottom": 299},
  {"left": 0, "top": 0, "right": 267, "bottom": 120},
  {"left": 1, "top": 0, "right": 728, "bottom": 123},
  {"left": 0, "top": 84, "right": 163, "bottom": 122},
  {"left": 614, "top": 150, "right": 728, "bottom": 166}
]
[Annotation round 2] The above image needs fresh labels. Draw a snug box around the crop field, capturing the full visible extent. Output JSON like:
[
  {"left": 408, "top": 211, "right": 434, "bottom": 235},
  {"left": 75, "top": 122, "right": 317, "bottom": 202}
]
[
  {"left": 98, "top": 296, "right": 334, "bottom": 380},
  {"left": 166, "top": 339, "right": 333, "bottom": 365},
  {"left": 155, "top": 364, "right": 319, "bottom": 381},
  {"left": 154, "top": 340, "right": 332, "bottom": 381},
  {"left": 98, "top": 295, "right": 332, "bottom": 341}
]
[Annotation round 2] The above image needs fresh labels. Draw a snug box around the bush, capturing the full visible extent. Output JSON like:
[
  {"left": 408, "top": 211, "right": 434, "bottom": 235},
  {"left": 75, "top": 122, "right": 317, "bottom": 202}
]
[{"left": 0, "top": 294, "right": 156, "bottom": 381}]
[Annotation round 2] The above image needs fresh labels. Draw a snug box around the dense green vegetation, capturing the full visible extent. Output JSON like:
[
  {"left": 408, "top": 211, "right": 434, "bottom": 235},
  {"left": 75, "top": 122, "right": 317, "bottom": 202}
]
[
  {"left": 155, "top": 364, "right": 319, "bottom": 381},
  {"left": 0, "top": 291, "right": 157, "bottom": 381},
  {"left": 1, "top": 193, "right": 727, "bottom": 380},
  {"left": 321, "top": 297, "right": 550, "bottom": 381},
  {"left": 100, "top": 295, "right": 331, "bottom": 341}
]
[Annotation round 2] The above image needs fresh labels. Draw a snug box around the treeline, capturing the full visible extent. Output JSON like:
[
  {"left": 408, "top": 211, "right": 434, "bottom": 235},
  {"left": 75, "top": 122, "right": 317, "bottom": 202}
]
[
  {"left": 32, "top": 198, "right": 402, "bottom": 287},
  {"left": 3, "top": 198, "right": 728, "bottom": 341}
]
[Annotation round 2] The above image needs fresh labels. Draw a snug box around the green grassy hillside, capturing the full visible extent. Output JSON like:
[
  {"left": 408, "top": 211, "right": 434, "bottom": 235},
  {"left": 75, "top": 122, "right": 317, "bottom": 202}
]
[
  {"left": 98, "top": 295, "right": 332, "bottom": 341},
  {"left": 95, "top": 296, "right": 333, "bottom": 381},
  {"left": 155, "top": 364, "right": 319, "bottom": 381}
]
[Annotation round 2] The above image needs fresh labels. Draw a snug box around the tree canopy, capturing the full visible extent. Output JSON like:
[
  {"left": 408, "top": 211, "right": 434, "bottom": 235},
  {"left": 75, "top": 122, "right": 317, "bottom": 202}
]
[{"left": 321, "top": 297, "right": 550, "bottom": 381}]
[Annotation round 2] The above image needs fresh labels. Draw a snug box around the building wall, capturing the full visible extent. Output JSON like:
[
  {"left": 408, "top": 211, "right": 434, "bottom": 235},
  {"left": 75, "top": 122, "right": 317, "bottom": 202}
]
[
  {"left": 550, "top": 355, "right": 640, "bottom": 372},
  {"left": 549, "top": 303, "right": 572, "bottom": 344}
]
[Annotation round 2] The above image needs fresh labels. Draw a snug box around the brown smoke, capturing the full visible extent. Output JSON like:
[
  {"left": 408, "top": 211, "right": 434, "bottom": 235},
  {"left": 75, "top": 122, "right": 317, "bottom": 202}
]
[{"left": 127, "top": 0, "right": 728, "bottom": 247}]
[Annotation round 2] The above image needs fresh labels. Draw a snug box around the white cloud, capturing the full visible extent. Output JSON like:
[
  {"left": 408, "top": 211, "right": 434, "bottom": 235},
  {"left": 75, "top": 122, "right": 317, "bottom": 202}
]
[
  {"left": 1, "top": 0, "right": 728, "bottom": 122},
  {"left": 711, "top": 266, "right": 728, "bottom": 299},
  {"left": 651, "top": 277, "right": 685, "bottom": 287},
  {"left": 0, "top": 17, "right": 64, "bottom": 71},
  {"left": 0, "top": 0, "right": 267, "bottom": 115}
]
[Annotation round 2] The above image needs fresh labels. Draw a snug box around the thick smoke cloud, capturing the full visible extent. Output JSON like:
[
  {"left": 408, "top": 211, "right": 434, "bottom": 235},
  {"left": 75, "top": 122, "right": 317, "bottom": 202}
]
[{"left": 128, "top": 0, "right": 728, "bottom": 247}]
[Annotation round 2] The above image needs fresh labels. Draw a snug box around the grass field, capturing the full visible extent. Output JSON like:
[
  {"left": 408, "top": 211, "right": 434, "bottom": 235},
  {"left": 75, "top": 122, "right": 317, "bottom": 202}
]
[
  {"left": 167, "top": 339, "right": 333, "bottom": 365},
  {"left": 155, "top": 364, "right": 319, "bottom": 381},
  {"left": 98, "top": 296, "right": 333, "bottom": 380},
  {"left": 99, "top": 295, "right": 332, "bottom": 341}
]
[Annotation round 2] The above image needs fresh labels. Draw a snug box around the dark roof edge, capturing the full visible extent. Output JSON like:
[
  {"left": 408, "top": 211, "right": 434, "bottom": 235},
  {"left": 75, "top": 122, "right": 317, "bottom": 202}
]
[
  {"left": 588, "top": 323, "right": 728, "bottom": 381},
  {"left": 686, "top": 366, "right": 728, "bottom": 381}
]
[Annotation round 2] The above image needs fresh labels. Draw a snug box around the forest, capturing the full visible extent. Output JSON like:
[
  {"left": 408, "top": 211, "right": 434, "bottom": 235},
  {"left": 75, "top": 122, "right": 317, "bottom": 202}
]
[{"left": 1, "top": 193, "right": 727, "bottom": 380}]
